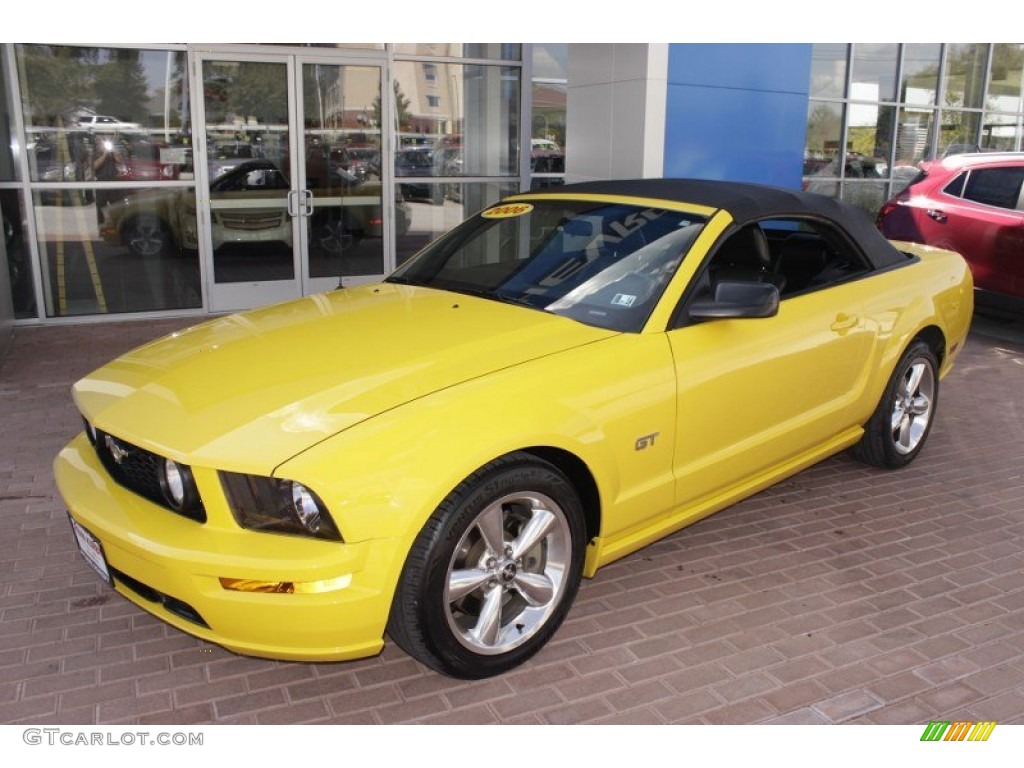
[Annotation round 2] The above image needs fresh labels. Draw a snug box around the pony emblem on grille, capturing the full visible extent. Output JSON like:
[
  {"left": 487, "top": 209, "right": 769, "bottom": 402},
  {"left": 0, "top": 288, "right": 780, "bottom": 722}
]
[{"left": 104, "top": 435, "right": 130, "bottom": 465}]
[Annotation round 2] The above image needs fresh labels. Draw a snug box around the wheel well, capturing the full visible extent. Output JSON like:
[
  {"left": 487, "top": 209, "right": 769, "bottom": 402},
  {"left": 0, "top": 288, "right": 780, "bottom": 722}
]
[
  {"left": 521, "top": 447, "right": 601, "bottom": 543},
  {"left": 912, "top": 325, "right": 946, "bottom": 367}
]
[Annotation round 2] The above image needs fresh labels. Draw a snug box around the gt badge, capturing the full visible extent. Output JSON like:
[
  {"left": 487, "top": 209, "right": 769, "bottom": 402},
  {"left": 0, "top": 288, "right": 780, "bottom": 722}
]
[{"left": 635, "top": 432, "right": 659, "bottom": 451}]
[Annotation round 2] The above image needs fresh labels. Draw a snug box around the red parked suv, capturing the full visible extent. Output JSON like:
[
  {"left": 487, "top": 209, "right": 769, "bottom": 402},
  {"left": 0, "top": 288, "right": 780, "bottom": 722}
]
[{"left": 877, "top": 153, "right": 1024, "bottom": 311}]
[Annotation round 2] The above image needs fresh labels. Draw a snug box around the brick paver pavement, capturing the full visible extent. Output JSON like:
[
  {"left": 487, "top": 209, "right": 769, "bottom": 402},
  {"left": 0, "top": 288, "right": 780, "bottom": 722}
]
[{"left": 1, "top": 312, "right": 1022, "bottom": 725}]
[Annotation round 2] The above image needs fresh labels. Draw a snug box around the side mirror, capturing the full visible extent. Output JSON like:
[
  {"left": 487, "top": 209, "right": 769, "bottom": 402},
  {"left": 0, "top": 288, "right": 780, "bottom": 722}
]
[{"left": 688, "top": 280, "right": 780, "bottom": 320}]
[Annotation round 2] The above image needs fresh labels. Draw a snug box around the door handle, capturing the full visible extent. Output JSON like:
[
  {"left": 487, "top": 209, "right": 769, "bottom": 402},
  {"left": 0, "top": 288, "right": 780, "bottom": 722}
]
[
  {"left": 830, "top": 313, "right": 859, "bottom": 333},
  {"left": 926, "top": 209, "right": 947, "bottom": 223},
  {"left": 286, "top": 190, "right": 299, "bottom": 218},
  {"left": 300, "top": 189, "right": 313, "bottom": 217}
]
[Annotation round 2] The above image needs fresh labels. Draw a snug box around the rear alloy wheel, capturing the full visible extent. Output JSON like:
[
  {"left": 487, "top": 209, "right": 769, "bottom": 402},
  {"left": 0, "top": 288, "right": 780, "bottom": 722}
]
[
  {"left": 387, "top": 453, "right": 585, "bottom": 678},
  {"left": 852, "top": 340, "right": 939, "bottom": 468},
  {"left": 125, "top": 214, "right": 170, "bottom": 258}
]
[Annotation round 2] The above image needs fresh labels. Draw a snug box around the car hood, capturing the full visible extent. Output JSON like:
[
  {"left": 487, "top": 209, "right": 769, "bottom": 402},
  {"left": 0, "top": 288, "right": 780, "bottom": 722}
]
[{"left": 73, "top": 283, "right": 617, "bottom": 473}]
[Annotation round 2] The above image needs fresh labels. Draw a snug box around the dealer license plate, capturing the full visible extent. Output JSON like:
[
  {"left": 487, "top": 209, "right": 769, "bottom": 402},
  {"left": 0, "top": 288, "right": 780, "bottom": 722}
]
[{"left": 68, "top": 514, "right": 112, "bottom": 586}]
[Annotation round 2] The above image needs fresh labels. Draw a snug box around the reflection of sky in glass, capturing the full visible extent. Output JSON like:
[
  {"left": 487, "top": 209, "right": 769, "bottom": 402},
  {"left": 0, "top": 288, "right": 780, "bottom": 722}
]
[
  {"left": 851, "top": 43, "right": 897, "bottom": 103},
  {"left": 532, "top": 44, "right": 568, "bottom": 81},
  {"left": 810, "top": 44, "right": 847, "bottom": 99},
  {"left": 901, "top": 44, "right": 940, "bottom": 106}
]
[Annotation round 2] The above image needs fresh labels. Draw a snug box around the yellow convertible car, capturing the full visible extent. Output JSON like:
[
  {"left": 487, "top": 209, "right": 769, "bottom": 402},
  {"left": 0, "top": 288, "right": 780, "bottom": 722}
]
[{"left": 55, "top": 179, "right": 973, "bottom": 678}]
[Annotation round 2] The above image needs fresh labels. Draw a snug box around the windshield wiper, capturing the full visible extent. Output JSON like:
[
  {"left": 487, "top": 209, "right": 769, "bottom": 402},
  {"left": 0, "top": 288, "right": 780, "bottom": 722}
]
[{"left": 492, "top": 291, "right": 543, "bottom": 309}]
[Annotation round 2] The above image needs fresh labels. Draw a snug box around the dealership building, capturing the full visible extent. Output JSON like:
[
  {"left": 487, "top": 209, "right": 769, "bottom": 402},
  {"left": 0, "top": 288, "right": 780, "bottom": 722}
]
[{"left": 2, "top": 43, "right": 1022, "bottom": 336}]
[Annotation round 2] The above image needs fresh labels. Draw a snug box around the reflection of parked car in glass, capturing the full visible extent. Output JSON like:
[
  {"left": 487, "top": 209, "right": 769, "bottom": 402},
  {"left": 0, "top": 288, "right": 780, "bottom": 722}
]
[
  {"left": 99, "top": 160, "right": 387, "bottom": 258},
  {"left": 803, "top": 154, "right": 891, "bottom": 214},
  {"left": 208, "top": 142, "right": 258, "bottom": 178},
  {"left": 76, "top": 115, "right": 142, "bottom": 132},
  {"left": 531, "top": 138, "right": 565, "bottom": 175},
  {"left": 877, "top": 152, "right": 1024, "bottom": 312},
  {"left": 395, "top": 147, "right": 439, "bottom": 203},
  {"left": 119, "top": 141, "right": 181, "bottom": 182},
  {"left": 803, "top": 154, "right": 887, "bottom": 188},
  {"left": 345, "top": 146, "right": 380, "bottom": 181}
]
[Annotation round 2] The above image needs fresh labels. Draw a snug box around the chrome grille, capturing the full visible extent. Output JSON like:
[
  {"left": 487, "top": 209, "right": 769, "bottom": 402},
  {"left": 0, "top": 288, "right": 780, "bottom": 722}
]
[{"left": 217, "top": 212, "right": 285, "bottom": 231}]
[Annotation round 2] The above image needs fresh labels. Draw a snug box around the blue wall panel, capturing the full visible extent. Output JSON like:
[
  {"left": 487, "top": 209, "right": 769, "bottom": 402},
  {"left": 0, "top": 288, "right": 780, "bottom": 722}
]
[{"left": 664, "top": 44, "right": 812, "bottom": 189}]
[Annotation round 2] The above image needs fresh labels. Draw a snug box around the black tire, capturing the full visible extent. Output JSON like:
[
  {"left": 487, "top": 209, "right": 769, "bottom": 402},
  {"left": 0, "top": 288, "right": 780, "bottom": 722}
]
[
  {"left": 124, "top": 214, "right": 170, "bottom": 258},
  {"left": 851, "top": 340, "right": 939, "bottom": 469},
  {"left": 387, "top": 452, "right": 586, "bottom": 679}
]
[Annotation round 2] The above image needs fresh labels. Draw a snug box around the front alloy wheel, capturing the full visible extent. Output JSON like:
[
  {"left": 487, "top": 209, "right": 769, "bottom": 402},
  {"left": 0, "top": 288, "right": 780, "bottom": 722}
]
[
  {"left": 444, "top": 491, "right": 572, "bottom": 656},
  {"left": 388, "top": 453, "right": 585, "bottom": 678}
]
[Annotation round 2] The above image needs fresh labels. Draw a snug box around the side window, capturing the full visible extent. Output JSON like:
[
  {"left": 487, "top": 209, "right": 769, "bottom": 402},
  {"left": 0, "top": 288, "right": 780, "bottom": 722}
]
[
  {"left": 696, "top": 219, "right": 871, "bottom": 303},
  {"left": 763, "top": 219, "right": 871, "bottom": 297},
  {"left": 961, "top": 167, "right": 1024, "bottom": 210}
]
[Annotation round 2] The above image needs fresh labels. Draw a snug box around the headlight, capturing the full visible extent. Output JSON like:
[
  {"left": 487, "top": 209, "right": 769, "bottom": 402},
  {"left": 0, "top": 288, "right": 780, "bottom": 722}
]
[{"left": 219, "top": 471, "right": 342, "bottom": 542}]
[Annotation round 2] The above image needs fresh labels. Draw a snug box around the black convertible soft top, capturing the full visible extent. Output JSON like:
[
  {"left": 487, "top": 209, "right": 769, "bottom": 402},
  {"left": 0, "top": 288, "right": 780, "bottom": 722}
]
[{"left": 522, "top": 178, "right": 907, "bottom": 270}]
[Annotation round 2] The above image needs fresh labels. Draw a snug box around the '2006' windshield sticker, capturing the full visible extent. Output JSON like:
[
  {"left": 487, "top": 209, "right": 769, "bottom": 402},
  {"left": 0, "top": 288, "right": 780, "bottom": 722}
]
[
  {"left": 481, "top": 203, "right": 534, "bottom": 219},
  {"left": 611, "top": 293, "right": 637, "bottom": 307}
]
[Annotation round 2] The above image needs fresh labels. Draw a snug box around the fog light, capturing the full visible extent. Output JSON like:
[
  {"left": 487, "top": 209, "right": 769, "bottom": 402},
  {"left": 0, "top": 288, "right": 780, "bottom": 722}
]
[
  {"left": 163, "top": 460, "right": 186, "bottom": 507},
  {"left": 158, "top": 458, "right": 200, "bottom": 514}
]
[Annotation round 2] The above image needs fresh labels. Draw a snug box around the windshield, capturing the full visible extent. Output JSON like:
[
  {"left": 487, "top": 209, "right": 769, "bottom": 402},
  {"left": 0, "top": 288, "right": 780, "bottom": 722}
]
[{"left": 387, "top": 199, "right": 706, "bottom": 332}]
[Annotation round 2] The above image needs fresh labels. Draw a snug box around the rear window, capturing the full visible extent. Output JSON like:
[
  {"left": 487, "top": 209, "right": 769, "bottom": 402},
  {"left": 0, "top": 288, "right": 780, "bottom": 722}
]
[{"left": 942, "top": 171, "right": 965, "bottom": 197}]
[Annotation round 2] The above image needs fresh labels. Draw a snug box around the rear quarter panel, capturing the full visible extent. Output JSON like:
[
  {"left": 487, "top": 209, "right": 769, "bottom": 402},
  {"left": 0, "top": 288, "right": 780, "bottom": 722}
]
[{"left": 856, "top": 242, "right": 973, "bottom": 416}]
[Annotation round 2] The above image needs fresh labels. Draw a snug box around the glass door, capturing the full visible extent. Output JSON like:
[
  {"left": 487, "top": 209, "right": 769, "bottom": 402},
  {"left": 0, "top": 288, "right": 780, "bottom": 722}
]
[
  {"left": 297, "top": 59, "right": 386, "bottom": 294},
  {"left": 197, "top": 53, "right": 386, "bottom": 312}
]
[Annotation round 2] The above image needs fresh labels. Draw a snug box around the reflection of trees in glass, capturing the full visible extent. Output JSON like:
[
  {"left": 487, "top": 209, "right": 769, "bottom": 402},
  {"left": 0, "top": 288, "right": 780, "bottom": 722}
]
[
  {"left": 943, "top": 44, "right": 987, "bottom": 110},
  {"left": 987, "top": 44, "right": 1024, "bottom": 111},
  {"left": 304, "top": 65, "right": 331, "bottom": 129},
  {"left": 805, "top": 103, "right": 841, "bottom": 154},
  {"left": 374, "top": 81, "right": 412, "bottom": 132},
  {"left": 94, "top": 52, "right": 148, "bottom": 121},
  {"left": 18, "top": 45, "right": 176, "bottom": 129},
  {"left": 847, "top": 107, "right": 894, "bottom": 161},
  {"left": 17, "top": 45, "right": 93, "bottom": 125},
  {"left": 231, "top": 63, "right": 287, "bottom": 124},
  {"left": 899, "top": 44, "right": 940, "bottom": 105},
  {"left": 206, "top": 62, "right": 287, "bottom": 125},
  {"left": 940, "top": 111, "right": 982, "bottom": 155}
]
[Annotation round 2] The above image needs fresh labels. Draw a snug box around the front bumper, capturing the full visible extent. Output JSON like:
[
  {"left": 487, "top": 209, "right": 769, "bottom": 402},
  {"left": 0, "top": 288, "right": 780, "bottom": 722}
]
[{"left": 54, "top": 433, "right": 398, "bottom": 662}]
